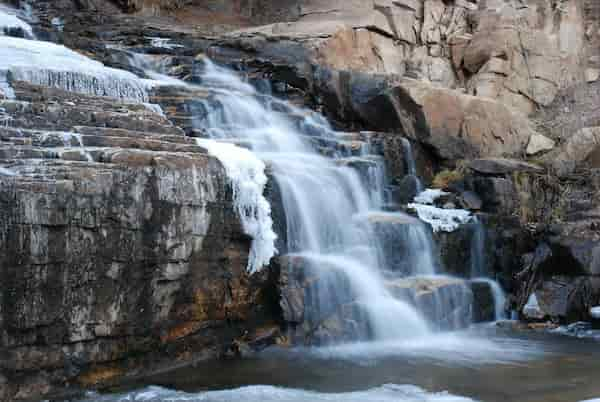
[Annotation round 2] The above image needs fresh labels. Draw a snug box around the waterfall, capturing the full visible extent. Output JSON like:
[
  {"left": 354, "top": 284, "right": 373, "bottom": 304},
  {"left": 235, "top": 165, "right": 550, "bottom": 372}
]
[
  {"left": 126, "top": 53, "right": 503, "bottom": 342},
  {"left": 472, "top": 278, "right": 507, "bottom": 321},
  {"left": 0, "top": 5, "right": 34, "bottom": 38},
  {"left": 190, "top": 59, "right": 431, "bottom": 342},
  {"left": 470, "top": 220, "right": 487, "bottom": 278},
  {"left": 401, "top": 138, "right": 423, "bottom": 193},
  {"left": 469, "top": 219, "right": 507, "bottom": 321}
]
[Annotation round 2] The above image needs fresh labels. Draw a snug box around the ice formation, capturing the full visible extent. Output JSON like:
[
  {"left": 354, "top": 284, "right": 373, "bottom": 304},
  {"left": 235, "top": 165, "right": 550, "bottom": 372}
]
[
  {"left": 409, "top": 188, "right": 473, "bottom": 232},
  {"left": 414, "top": 189, "right": 449, "bottom": 205},
  {"left": 408, "top": 203, "right": 473, "bottom": 233},
  {"left": 197, "top": 139, "right": 277, "bottom": 273},
  {"left": 0, "top": 36, "right": 151, "bottom": 102}
]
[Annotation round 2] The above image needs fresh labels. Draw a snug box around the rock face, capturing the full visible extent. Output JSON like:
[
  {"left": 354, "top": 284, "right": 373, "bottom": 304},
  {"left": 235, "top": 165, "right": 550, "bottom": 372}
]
[
  {"left": 0, "top": 81, "right": 280, "bottom": 401},
  {"left": 462, "top": 0, "right": 586, "bottom": 114},
  {"left": 355, "top": 79, "right": 537, "bottom": 161}
]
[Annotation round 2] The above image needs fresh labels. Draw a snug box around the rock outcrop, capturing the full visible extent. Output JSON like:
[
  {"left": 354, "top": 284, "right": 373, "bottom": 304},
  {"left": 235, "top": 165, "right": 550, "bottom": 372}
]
[{"left": 0, "top": 80, "right": 281, "bottom": 401}]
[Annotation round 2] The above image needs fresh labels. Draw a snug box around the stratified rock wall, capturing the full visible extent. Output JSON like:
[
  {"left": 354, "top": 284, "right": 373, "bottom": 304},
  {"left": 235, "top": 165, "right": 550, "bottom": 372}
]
[{"left": 0, "top": 81, "right": 280, "bottom": 401}]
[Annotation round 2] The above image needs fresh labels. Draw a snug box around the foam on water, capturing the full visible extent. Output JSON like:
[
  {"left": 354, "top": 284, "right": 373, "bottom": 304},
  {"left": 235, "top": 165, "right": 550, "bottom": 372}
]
[
  {"left": 308, "top": 332, "right": 542, "bottom": 366},
  {"left": 0, "top": 36, "right": 151, "bottom": 102},
  {"left": 197, "top": 139, "right": 277, "bottom": 273},
  {"left": 77, "top": 384, "right": 478, "bottom": 402}
]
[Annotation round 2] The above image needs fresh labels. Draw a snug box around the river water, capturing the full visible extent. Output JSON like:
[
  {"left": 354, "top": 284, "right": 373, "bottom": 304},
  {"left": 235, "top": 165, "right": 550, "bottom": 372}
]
[{"left": 75, "top": 326, "right": 600, "bottom": 402}]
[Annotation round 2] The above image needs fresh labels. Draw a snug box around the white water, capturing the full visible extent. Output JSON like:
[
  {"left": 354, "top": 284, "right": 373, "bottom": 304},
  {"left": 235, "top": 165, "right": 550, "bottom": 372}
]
[
  {"left": 78, "top": 384, "right": 477, "bottom": 402},
  {"left": 190, "top": 60, "right": 432, "bottom": 341}
]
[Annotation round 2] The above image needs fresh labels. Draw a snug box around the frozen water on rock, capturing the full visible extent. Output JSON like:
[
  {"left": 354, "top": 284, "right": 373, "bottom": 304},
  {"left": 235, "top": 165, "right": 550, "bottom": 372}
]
[
  {"left": 0, "top": 36, "right": 151, "bottom": 102},
  {"left": 76, "top": 384, "right": 478, "bottom": 402},
  {"left": 196, "top": 139, "right": 277, "bottom": 273},
  {"left": 407, "top": 203, "right": 473, "bottom": 233},
  {"left": 414, "top": 189, "right": 449, "bottom": 205},
  {"left": 148, "top": 37, "right": 183, "bottom": 49},
  {"left": 410, "top": 189, "right": 473, "bottom": 233}
]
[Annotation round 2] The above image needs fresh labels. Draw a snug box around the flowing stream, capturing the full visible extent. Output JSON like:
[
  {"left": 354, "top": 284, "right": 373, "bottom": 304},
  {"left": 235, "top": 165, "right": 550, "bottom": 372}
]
[
  {"left": 127, "top": 54, "right": 507, "bottom": 340},
  {"left": 191, "top": 60, "right": 432, "bottom": 341}
]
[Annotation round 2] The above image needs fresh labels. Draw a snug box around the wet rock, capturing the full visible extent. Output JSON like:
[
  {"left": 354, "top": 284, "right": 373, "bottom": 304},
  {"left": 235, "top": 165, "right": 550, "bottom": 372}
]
[
  {"left": 470, "top": 281, "right": 496, "bottom": 323},
  {"left": 277, "top": 254, "right": 367, "bottom": 345},
  {"left": 523, "top": 276, "right": 600, "bottom": 322},
  {"left": 386, "top": 277, "right": 473, "bottom": 330},
  {"left": 394, "top": 174, "right": 422, "bottom": 205},
  {"left": 458, "top": 191, "right": 482, "bottom": 211},
  {"left": 369, "top": 212, "right": 439, "bottom": 276},
  {"left": 435, "top": 223, "right": 474, "bottom": 278}
]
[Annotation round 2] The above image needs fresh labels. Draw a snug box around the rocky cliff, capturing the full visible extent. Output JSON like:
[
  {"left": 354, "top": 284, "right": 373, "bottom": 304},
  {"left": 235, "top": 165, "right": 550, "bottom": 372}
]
[{"left": 2, "top": 0, "right": 600, "bottom": 400}]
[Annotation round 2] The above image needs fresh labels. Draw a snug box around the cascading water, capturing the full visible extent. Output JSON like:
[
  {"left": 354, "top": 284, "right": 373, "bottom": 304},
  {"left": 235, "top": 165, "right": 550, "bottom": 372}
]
[
  {"left": 190, "top": 60, "right": 432, "bottom": 342},
  {"left": 469, "top": 218, "right": 508, "bottom": 321},
  {"left": 128, "top": 52, "right": 504, "bottom": 342},
  {"left": 401, "top": 137, "right": 423, "bottom": 194}
]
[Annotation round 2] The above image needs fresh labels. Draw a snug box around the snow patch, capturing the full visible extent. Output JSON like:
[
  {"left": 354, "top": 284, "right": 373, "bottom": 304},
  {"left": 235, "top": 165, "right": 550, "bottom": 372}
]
[{"left": 197, "top": 139, "right": 277, "bottom": 273}]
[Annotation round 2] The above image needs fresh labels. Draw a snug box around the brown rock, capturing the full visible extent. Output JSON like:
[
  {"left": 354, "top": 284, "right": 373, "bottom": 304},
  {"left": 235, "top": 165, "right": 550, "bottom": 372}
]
[{"left": 359, "top": 79, "right": 536, "bottom": 160}]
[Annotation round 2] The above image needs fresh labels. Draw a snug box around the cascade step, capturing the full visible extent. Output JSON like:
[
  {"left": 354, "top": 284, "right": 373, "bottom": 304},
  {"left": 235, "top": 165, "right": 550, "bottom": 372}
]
[
  {"left": 73, "top": 126, "right": 194, "bottom": 145},
  {"left": 77, "top": 135, "right": 206, "bottom": 154},
  {"left": 0, "top": 100, "right": 182, "bottom": 135},
  {"left": 385, "top": 276, "right": 473, "bottom": 330}
]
